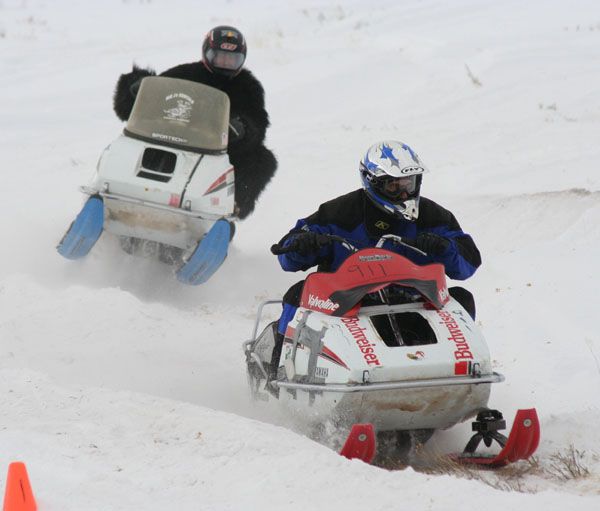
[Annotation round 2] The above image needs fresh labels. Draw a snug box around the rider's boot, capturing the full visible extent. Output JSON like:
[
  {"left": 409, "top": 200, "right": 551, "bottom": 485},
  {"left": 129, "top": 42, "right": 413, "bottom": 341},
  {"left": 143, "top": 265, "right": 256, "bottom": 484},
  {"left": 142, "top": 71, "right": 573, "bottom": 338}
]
[{"left": 268, "top": 331, "right": 284, "bottom": 380}]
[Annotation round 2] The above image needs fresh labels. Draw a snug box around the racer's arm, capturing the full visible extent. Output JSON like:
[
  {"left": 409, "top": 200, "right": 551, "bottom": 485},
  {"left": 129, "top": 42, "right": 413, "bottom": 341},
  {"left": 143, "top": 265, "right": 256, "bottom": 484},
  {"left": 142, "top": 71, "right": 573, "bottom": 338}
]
[
  {"left": 227, "top": 113, "right": 261, "bottom": 150},
  {"left": 113, "top": 65, "right": 156, "bottom": 121},
  {"left": 418, "top": 227, "right": 481, "bottom": 280},
  {"left": 277, "top": 221, "right": 335, "bottom": 272},
  {"left": 275, "top": 191, "right": 363, "bottom": 271},
  {"left": 385, "top": 198, "right": 481, "bottom": 280},
  {"left": 227, "top": 68, "right": 270, "bottom": 147}
]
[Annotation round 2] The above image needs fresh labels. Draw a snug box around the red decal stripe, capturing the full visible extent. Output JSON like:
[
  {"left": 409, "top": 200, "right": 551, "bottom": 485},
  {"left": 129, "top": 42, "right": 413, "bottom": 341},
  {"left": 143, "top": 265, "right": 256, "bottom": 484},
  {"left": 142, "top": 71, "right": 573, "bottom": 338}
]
[
  {"left": 204, "top": 168, "right": 234, "bottom": 196},
  {"left": 320, "top": 346, "right": 349, "bottom": 370}
]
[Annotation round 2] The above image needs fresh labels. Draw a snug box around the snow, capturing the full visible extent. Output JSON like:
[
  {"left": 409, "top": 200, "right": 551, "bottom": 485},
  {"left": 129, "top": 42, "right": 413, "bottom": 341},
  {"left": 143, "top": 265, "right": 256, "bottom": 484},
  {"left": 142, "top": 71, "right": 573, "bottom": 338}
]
[{"left": 1, "top": 0, "right": 599, "bottom": 509}]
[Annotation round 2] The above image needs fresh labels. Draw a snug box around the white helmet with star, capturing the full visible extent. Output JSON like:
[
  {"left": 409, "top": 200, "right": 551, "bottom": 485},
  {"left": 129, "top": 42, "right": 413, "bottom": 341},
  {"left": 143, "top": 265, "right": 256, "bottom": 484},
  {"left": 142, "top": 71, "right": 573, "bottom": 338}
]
[{"left": 359, "top": 140, "right": 428, "bottom": 221}]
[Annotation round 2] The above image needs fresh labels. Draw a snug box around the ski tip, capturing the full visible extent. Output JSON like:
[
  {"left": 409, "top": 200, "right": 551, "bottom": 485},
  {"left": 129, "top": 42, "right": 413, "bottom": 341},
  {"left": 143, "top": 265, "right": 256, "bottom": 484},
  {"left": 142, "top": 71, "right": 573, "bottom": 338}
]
[
  {"left": 510, "top": 408, "right": 541, "bottom": 460},
  {"left": 340, "top": 423, "right": 376, "bottom": 464},
  {"left": 176, "top": 219, "right": 231, "bottom": 285},
  {"left": 3, "top": 462, "right": 37, "bottom": 511},
  {"left": 57, "top": 196, "right": 104, "bottom": 260}
]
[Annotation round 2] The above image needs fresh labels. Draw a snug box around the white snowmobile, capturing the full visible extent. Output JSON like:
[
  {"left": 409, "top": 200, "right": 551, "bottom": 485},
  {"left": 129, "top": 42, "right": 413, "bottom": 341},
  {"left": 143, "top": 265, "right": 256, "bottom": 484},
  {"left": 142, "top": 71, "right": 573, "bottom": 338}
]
[
  {"left": 57, "top": 76, "right": 236, "bottom": 285},
  {"left": 244, "top": 235, "right": 540, "bottom": 466}
]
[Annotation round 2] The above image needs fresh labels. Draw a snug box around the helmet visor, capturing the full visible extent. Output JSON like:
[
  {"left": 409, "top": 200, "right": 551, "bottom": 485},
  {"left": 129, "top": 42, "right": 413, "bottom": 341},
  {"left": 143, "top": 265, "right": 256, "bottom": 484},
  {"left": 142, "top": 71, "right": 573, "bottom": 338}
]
[
  {"left": 372, "top": 175, "right": 418, "bottom": 202},
  {"left": 206, "top": 48, "right": 245, "bottom": 71}
]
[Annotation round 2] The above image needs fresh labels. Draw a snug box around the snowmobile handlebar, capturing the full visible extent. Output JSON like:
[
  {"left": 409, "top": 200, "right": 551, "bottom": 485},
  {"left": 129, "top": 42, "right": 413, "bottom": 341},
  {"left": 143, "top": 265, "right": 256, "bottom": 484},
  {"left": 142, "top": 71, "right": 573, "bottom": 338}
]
[
  {"left": 270, "top": 233, "right": 357, "bottom": 256},
  {"left": 375, "top": 234, "right": 428, "bottom": 256},
  {"left": 270, "top": 233, "right": 427, "bottom": 257}
]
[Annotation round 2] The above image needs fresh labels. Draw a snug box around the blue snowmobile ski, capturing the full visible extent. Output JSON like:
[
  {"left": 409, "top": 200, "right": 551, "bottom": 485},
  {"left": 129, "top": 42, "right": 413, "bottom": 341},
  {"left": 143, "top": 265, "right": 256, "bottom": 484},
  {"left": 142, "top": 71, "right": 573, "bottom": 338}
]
[
  {"left": 57, "top": 196, "right": 104, "bottom": 260},
  {"left": 176, "top": 219, "right": 231, "bottom": 285}
]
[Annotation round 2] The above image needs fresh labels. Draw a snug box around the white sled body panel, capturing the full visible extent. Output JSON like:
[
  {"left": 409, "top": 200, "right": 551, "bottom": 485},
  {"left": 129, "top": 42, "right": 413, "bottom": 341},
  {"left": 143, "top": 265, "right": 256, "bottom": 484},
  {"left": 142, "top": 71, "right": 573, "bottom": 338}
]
[
  {"left": 85, "top": 135, "right": 234, "bottom": 250},
  {"left": 247, "top": 298, "right": 500, "bottom": 432}
]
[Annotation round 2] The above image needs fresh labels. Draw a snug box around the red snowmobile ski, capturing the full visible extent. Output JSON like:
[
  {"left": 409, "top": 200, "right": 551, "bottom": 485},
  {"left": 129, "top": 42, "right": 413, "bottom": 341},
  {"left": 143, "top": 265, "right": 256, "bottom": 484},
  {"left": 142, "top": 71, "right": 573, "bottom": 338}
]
[
  {"left": 340, "top": 424, "right": 377, "bottom": 463},
  {"left": 450, "top": 408, "right": 540, "bottom": 467},
  {"left": 338, "top": 408, "right": 540, "bottom": 467}
]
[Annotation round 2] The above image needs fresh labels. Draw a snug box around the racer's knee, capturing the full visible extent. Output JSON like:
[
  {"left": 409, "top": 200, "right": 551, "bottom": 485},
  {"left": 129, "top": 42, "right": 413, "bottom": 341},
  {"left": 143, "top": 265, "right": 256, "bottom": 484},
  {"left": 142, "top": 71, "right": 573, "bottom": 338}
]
[{"left": 449, "top": 286, "right": 476, "bottom": 320}]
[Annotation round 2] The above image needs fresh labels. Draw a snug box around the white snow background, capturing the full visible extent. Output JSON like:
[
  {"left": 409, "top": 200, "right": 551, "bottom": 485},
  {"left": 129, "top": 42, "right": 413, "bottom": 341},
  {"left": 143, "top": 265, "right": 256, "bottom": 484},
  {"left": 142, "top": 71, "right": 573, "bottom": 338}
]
[{"left": 1, "top": 0, "right": 599, "bottom": 509}]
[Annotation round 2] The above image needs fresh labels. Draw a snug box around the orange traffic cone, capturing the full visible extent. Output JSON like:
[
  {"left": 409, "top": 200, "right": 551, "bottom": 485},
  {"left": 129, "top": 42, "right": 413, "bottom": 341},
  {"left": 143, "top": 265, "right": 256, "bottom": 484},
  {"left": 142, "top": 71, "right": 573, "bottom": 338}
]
[{"left": 3, "top": 462, "right": 37, "bottom": 511}]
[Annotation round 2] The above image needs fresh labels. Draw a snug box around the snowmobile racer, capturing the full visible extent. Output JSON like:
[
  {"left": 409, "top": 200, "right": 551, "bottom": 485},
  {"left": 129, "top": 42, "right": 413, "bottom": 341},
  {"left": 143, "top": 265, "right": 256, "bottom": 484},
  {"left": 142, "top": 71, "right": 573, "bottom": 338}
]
[
  {"left": 248, "top": 228, "right": 539, "bottom": 467},
  {"left": 246, "top": 143, "right": 539, "bottom": 465},
  {"left": 57, "top": 75, "right": 240, "bottom": 285},
  {"left": 271, "top": 140, "right": 482, "bottom": 373},
  {"left": 112, "top": 25, "right": 277, "bottom": 220}
]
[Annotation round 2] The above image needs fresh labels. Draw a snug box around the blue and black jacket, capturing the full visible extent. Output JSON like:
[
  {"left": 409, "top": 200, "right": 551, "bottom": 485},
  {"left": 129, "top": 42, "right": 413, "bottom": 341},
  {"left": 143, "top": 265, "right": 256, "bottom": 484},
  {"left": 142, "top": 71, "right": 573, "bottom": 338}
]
[{"left": 278, "top": 189, "right": 481, "bottom": 280}]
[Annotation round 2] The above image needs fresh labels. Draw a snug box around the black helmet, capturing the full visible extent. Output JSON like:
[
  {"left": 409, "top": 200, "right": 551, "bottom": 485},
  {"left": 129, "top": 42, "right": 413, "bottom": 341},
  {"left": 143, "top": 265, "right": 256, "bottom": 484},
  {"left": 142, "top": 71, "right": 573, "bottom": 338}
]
[{"left": 202, "top": 26, "right": 247, "bottom": 77}]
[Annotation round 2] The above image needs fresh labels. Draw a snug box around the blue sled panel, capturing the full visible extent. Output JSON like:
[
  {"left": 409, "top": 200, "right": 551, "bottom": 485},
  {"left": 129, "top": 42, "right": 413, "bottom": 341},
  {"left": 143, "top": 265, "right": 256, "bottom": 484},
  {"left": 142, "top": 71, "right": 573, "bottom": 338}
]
[
  {"left": 176, "top": 219, "right": 231, "bottom": 285},
  {"left": 57, "top": 196, "right": 104, "bottom": 260}
]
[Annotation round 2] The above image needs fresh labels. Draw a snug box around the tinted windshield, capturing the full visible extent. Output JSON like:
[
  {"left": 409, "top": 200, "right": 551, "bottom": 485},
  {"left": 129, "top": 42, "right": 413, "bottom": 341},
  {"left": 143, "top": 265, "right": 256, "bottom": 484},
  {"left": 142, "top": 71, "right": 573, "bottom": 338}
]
[{"left": 125, "top": 76, "right": 230, "bottom": 153}]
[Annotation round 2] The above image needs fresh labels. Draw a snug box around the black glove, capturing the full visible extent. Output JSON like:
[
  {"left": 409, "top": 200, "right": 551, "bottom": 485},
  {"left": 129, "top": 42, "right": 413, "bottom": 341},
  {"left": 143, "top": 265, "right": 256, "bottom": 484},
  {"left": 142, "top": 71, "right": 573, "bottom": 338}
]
[
  {"left": 228, "top": 117, "right": 246, "bottom": 144},
  {"left": 290, "top": 232, "right": 332, "bottom": 257},
  {"left": 409, "top": 232, "right": 451, "bottom": 256}
]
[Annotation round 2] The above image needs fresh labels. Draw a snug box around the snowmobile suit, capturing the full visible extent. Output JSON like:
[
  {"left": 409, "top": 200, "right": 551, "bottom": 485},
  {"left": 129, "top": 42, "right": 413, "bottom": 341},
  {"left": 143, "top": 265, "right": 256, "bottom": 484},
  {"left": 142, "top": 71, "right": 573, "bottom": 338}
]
[
  {"left": 275, "top": 189, "right": 481, "bottom": 335},
  {"left": 113, "top": 63, "right": 277, "bottom": 219}
]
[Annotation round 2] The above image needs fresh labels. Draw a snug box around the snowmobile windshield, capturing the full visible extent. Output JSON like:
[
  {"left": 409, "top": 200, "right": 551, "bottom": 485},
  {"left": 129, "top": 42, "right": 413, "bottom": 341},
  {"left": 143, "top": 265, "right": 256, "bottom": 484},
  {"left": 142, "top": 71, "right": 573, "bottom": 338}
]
[{"left": 124, "top": 76, "right": 230, "bottom": 154}]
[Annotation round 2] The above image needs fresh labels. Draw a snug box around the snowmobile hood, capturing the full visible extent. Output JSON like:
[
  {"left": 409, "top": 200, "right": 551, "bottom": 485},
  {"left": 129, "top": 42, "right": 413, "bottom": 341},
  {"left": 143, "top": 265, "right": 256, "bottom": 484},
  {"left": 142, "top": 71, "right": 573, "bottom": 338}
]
[{"left": 299, "top": 248, "right": 449, "bottom": 316}]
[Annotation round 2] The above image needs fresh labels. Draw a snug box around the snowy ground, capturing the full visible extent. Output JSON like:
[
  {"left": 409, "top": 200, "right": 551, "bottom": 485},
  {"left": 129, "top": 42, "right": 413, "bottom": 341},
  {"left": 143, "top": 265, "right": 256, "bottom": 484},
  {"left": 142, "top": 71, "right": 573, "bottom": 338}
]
[{"left": 1, "top": 0, "right": 600, "bottom": 509}]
